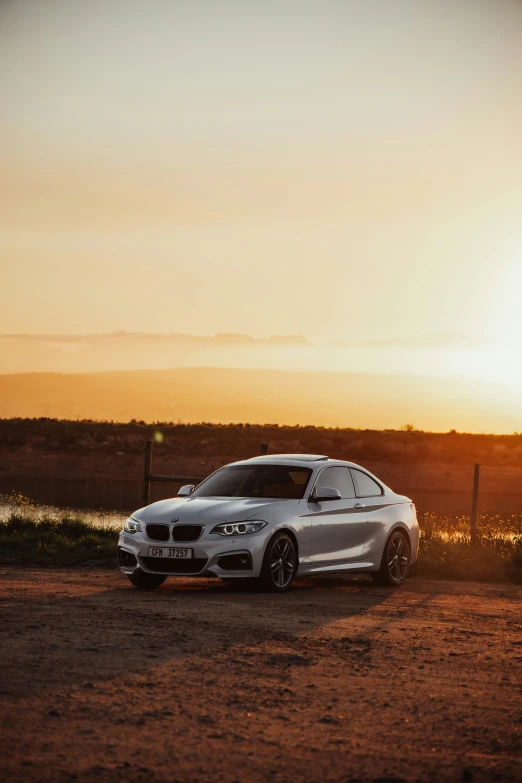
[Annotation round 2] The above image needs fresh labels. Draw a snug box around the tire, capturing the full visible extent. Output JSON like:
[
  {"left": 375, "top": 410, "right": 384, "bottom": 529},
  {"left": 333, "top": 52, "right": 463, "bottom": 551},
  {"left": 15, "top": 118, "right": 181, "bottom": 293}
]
[
  {"left": 259, "top": 532, "right": 297, "bottom": 593},
  {"left": 371, "top": 530, "right": 410, "bottom": 586},
  {"left": 127, "top": 570, "right": 167, "bottom": 590}
]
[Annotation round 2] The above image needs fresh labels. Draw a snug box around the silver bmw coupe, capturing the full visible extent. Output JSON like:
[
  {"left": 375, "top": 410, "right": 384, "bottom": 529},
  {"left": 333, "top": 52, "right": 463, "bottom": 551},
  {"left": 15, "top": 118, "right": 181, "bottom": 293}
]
[{"left": 118, "top": 454, "right": 419, "bottom": 592}]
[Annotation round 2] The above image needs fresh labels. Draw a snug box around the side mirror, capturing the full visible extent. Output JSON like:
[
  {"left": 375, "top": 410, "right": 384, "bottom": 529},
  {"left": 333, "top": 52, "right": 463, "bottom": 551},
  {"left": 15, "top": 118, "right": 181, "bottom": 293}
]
[
  {"left": 312, "top": 487, "right": 342, "bottom": 502},
  {"left": 178, "top": 484, "right": 195, "bottom": 497}
]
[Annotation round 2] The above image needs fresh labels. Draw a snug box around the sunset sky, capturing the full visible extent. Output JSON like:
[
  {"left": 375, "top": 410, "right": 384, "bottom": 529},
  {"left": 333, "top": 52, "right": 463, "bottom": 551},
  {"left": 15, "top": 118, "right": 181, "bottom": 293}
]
[{"left": 1, "top": 0, "right": 522, "bottom": 346}]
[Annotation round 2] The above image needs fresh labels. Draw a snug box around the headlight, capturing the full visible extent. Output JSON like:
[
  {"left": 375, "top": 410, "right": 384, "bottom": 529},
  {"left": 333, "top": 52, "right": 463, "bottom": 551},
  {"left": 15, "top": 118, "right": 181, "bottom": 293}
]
[
  {"left": 211, "top": 520, "right": 267, "bottom": 536},
  {"left": 124, "top": 517, "right": 143, "bottom": 534}
]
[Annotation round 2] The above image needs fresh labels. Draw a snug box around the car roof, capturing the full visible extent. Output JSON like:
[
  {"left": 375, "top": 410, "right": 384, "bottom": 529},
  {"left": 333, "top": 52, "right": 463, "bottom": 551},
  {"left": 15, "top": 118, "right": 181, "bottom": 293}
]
[
  {"left": 242, "top": 453, "right": 328, "bottom": 464},
  {"left": 230, "top": 455, "right": 376, "bottom": 472}
]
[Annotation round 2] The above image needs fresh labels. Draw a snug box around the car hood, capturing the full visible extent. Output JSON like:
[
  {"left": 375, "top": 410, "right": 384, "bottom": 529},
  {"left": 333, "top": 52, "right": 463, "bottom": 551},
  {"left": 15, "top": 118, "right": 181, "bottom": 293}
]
[{"left": 134, "top": 496, "right": 300, "bottom": 524}]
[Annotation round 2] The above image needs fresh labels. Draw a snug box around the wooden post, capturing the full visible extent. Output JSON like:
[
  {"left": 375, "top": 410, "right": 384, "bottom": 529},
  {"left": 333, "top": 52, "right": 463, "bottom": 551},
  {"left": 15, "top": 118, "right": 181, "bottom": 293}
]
[
  {"left": 470, "top": 463, "right": 480, "bottom": 545},
  {"left": 142, "top": 439, "right": 153, "bottom": 507},
  {"left": 260, "top": 443, "right": 268, "bottom": 455}
]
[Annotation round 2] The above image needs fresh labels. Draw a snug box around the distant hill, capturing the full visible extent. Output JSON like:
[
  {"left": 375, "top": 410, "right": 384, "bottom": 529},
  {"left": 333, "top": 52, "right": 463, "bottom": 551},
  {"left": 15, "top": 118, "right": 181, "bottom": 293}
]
[
  {"left": 0, "top": 331, "right": 311, "bottom": 374},
  {"left": 209, "top": 333, "right": 310, "bottom": 345},
  {"left": 0, "top": 329, "right": 495, "bottom": 375},
  {"left": 0, "top": 366, "right": 520, "bottom": 433},
  {"left": 343, "top": 331, "right": 491, "bottom": 350},
  {"left": 1, "top": 331, "right": 311, "bottom": 346}
]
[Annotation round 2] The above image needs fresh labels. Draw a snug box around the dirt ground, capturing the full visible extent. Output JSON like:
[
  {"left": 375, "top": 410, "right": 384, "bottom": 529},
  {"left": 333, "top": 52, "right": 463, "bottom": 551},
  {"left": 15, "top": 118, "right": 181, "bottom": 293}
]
[{"left": 0, "top": 570, "right": 521, "bottom": 783}]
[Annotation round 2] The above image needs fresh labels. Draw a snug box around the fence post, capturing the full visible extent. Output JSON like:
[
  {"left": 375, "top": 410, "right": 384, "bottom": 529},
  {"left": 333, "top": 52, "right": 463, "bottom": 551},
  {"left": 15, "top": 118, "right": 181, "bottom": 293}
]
[
  {"left": 143, "top": 439, "right": 153, "bottom": 507},
  {"left": 260, "top": 443, "right": 269, "bottom": 455},
  {"left": 470, "top": 463, "right": 480, "bottom": 545}
]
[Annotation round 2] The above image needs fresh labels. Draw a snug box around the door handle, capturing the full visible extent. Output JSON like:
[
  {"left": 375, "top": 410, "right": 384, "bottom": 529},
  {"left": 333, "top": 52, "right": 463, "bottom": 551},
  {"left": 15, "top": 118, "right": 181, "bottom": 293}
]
[{"left": 354, "top": 502, "right": 366, "bottom": 508}]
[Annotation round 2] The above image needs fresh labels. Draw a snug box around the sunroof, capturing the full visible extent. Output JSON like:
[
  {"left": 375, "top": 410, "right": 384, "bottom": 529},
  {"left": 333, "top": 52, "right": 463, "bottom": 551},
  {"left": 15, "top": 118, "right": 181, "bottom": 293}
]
[{"left": 248, "top": 454, "right": 328, "bottom": 462}]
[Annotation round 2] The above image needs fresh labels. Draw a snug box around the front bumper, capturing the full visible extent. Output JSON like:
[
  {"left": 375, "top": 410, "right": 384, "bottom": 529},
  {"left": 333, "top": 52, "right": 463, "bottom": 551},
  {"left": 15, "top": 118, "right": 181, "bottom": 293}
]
[{"left": 117, "top": 529, "right": 269, "bottom": 579}]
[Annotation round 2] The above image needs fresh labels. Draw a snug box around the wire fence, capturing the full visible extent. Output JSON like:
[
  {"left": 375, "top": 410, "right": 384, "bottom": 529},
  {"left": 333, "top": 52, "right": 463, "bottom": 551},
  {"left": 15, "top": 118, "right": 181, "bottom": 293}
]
[
  {"left": 2, "top": 465, "right": 522, "bottom": 517},
  {"left": 0, "top": 476, "right": 192, "bottom": 512},
  {"left": 368, "top": 463, "right": 522, "bottom": 517}
]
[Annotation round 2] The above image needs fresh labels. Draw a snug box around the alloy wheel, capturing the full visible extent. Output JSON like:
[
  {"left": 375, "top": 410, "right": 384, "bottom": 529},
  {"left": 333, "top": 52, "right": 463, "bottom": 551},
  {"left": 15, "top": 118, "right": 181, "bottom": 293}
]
[
  {"left": 269, "top": 536, "right": 296, "bottom": 589},
  {"left": 387, "top": 533, "right": 409, "bottom": 583}
]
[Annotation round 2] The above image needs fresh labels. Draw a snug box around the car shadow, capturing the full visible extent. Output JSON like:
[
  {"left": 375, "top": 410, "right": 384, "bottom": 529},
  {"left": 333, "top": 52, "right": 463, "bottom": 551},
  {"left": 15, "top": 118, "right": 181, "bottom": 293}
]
[{"left": 0, "top": 569, "right": 404, "bottom": 699}]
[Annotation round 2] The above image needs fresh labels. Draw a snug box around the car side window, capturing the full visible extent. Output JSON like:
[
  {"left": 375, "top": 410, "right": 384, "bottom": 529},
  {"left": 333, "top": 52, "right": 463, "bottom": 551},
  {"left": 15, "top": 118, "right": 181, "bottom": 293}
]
[
  {"left": 314, "top": 467, "right": 355, "bottom": 499},
  {"left": 350, "top": 469, "right": 383, "bottom": 498}
]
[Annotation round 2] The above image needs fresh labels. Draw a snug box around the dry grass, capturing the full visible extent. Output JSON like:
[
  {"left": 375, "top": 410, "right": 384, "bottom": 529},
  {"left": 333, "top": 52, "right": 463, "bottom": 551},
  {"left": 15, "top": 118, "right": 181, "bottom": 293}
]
[
  {"left": 413, "top": 511, "right": 522, "bottom": 582},
  {"left": 1, "top": 495, "right": 522, "bottom": 582}
]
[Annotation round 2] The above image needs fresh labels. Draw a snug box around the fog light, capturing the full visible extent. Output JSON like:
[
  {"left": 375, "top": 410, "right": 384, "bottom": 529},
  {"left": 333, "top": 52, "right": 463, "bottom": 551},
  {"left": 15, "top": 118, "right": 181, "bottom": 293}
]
[
  {"left": 118, "top": 547, "right": 137, "bottom": 568},
  {"left": 217, "top": 553, "right": 253, "bottom": 570}
]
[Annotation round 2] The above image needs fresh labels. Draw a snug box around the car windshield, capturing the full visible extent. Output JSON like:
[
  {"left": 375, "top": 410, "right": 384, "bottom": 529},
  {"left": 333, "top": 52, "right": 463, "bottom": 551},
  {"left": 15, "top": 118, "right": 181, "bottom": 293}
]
[{"left": 192, "top": 464, "right": 312, "bottom": 499}]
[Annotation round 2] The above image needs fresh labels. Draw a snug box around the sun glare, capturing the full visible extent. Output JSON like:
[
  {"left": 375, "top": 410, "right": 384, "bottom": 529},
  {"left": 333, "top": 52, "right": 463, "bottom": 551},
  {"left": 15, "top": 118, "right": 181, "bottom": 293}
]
[{"left": 489, "top": 260, "right": 522, "bottom": 350}]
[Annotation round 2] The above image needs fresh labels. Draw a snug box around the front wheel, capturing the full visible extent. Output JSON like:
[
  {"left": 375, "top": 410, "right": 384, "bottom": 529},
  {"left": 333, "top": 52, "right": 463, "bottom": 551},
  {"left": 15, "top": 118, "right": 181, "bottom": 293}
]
[
  {"left": 260, "top": 532, "right": 297, "bottom": 592},
  {"left": 371, "top": 531, "right": 410, "bottom": 586},
  {"left": 127, "top": 570, "right": 167, "bottom": 590}
]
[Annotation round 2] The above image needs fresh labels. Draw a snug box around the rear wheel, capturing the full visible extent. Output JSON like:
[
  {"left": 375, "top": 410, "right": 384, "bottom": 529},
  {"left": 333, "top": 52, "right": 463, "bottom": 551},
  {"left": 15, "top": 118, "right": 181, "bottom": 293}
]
[
  {"left": 371, "top": 531, "right": 410, "bottom": 586},
  {"left": 260, "top": 532, "right": 297, "bottom": 593},
  {"left": 127, "top": 571, "right": 167, "bottom": 590}
]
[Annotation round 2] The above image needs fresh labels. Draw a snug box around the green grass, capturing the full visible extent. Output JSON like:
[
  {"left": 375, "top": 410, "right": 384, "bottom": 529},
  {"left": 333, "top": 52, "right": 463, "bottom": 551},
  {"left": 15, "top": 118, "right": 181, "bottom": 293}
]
[
  {"left": 0, "top": 496, "right": 118, "bottom": 566},
  {"left": 1, "top": 497, "right": 522, "bottom": 581}
]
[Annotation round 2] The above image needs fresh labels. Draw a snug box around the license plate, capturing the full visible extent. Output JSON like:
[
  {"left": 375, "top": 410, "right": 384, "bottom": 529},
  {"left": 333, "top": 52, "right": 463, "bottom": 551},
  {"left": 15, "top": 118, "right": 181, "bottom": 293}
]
[{"left": 147, "top": 547, "right": 193, "bottom": 559}]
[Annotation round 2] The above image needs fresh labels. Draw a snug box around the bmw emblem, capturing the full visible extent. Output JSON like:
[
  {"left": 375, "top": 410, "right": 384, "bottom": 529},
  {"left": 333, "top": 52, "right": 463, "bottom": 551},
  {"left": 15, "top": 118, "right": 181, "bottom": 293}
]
[{"left": 172, "top": 517, "right": 179, "bottom": 523}]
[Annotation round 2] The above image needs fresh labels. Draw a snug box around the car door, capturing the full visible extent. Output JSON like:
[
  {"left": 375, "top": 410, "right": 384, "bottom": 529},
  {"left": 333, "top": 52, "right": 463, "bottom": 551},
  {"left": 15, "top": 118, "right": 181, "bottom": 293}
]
[
  {"left": 350, "top": 468, "right": 387, "bottom": 558},
  {"left": 309, "top": 466, "right": 369, "bottom": 566}
]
